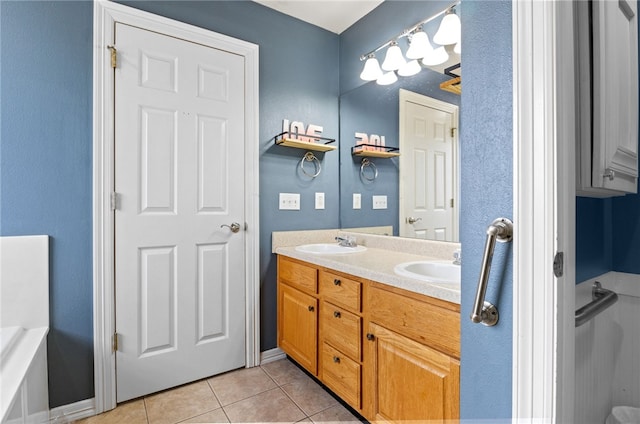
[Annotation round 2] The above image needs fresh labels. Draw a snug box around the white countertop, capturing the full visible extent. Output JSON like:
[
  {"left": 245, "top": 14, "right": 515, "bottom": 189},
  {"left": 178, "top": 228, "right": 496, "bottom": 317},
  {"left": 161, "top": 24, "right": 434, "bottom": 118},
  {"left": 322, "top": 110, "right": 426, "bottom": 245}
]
[{"left": 275, "top": 245, "right": 461, "bottom": 305}]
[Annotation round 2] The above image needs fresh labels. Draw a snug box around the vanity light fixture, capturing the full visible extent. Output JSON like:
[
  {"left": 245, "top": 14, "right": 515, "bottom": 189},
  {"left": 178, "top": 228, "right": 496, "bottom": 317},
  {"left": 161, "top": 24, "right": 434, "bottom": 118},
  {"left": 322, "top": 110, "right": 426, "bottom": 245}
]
[
  {"left": 358, "top": 1, "right": 460, "bottom": 84},
  {"left": 433, "top": 8, "right": 461, "bottom": 46},
  {"left": 405, "top": 28, "right": 433, "bottom": 60},
  {"left": 377, "top": 71, "right": 398, "bottom": 86},
  {"left": 397, "top": 59, "right": 422, "bottom": 77},
  {"left": 422, "top": 46, "right": 449, "bottom": 67},
  {"left": 360, "top": 53, "right": 383, "bottom": 81},
  {"left": 381, "top": 41, "right": 406, "bottom": 71}
]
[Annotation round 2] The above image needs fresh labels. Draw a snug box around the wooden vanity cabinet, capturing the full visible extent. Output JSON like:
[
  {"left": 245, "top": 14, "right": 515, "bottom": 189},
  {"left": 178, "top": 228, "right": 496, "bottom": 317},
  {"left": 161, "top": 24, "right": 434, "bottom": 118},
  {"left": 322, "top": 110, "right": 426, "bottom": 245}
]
[
  {"left": 277, "top": 255, "right": 460, "bottom": 422},
  {"left": 277, "top": 256, "right": 318, "bottom": 375},
  {"left": 363, "top": 283, "right": 460, "bottom": 422}
]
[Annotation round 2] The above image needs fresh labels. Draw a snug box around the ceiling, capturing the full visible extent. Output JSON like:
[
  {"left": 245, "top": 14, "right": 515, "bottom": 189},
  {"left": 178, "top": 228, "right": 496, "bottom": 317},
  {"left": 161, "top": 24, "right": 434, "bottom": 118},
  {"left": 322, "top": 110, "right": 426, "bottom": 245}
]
[{"left": 253, "top": 0, "right": 384, "bottom": 34}]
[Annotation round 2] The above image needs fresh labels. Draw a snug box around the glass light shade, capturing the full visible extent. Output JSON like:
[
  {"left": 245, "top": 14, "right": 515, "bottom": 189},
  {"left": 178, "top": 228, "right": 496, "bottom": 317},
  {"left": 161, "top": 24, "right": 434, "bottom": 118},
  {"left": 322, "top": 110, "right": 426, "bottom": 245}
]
[
  {"left": 397, "top": 60, "right": 421, "bottom": 77},
  {"left": 406, "top": 30, "right": 433, "bottom": 60},
  {"left": 377, "top": 71, "right": 398, "bottom": 85},
  {"left": 454, "top": 42, "right": 461, "bottom": 54},
  {"left": 359, "top": 55, "right": 383, "bottom": 81},
  {"left": 433, "top": 10, "right": 461, "bottom": 46},
  {"left": 422, "top": 46, "right": 449, "bottom": 66},
  {"left": 381, "top": 42, "right": 406, "bottom": 71}
]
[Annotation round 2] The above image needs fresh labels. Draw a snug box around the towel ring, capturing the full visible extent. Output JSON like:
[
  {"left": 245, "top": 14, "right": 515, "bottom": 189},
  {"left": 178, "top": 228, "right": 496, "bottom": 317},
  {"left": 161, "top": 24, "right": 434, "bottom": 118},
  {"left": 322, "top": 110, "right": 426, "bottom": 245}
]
[
  {"left": 360, "top": 158, "right": 378, "bottom": 182},
  {"left": 300, "top": 152, "right": 321, "bottom": 178}
]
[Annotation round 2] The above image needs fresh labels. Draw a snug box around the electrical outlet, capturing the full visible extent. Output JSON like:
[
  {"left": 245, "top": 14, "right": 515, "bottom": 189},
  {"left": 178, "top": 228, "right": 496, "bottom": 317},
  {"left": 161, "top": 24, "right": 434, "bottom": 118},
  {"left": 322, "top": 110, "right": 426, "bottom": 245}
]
[
  {"left": 353, "top": 193, "right": 361, "bottom": 209},
  {"left": 279, "top": 193, "right": 300, "bottom": 210},
  {"left": 372, "top": 195, "right": 387, "bottom": 209},
  {"left": 315, "top": 192, "right": 325, "bottom": 209}
]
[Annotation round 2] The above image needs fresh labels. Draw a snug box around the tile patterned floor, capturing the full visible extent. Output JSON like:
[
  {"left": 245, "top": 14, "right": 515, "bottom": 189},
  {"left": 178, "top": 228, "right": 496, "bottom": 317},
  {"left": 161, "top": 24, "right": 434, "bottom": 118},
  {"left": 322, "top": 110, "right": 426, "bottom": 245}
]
[{"left": 74, "top": 358, "right": 363, "bottom": 424}]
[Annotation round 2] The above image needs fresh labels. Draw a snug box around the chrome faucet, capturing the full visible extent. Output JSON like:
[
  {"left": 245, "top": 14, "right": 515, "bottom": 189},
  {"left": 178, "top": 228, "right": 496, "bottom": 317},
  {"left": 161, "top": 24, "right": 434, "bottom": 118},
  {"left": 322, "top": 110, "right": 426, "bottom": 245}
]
[
  {"left": 453, "top": 248, "right": 462, "bottom": 265},
  {"left": 335, "top": 236, "right": 357, "bottom": 247}
]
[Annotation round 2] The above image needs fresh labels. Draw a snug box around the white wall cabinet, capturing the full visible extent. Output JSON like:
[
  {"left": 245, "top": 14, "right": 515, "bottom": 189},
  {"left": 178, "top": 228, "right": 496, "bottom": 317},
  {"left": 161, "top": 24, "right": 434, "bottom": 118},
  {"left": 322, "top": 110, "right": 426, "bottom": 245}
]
[{"left": 577, "top": 0, "right": 638, "bottom": 197}]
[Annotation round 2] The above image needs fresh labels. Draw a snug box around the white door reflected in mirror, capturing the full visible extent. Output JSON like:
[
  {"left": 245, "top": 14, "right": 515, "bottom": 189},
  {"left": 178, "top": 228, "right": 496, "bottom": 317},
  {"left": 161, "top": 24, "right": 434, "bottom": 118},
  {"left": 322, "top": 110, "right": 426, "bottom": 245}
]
[{"left": 399, "top": 89, "right": 459, "bottom": 241}]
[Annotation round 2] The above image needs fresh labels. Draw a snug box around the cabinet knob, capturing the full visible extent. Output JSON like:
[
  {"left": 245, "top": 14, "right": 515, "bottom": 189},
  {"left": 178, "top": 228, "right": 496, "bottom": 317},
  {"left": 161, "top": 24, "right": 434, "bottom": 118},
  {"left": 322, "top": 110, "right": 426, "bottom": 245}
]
[
  {"left": 333, "top": 311, "right": 341, "bottom": 318},
  {"left": 334, "top": 279, "right": 341, "bottom": 286},
  {"left": 333, "top": 356, "right": 340, "bottom": 363},
  {"left": 308, "top": 305, "right": 314, "bottom": 312},
  {"left": 366, "top": 333, "right": 375, "bottom": 341}
]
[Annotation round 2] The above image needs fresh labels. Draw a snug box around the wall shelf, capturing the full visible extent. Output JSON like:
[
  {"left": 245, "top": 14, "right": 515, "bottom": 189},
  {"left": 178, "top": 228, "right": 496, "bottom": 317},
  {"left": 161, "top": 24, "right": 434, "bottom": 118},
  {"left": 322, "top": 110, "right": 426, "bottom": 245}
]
[
  {"left": 275, "top": 132, "right": 337, "bottom": 152},
  {"left": 352, "top": 144, "right": 400, "bottom": 158}
]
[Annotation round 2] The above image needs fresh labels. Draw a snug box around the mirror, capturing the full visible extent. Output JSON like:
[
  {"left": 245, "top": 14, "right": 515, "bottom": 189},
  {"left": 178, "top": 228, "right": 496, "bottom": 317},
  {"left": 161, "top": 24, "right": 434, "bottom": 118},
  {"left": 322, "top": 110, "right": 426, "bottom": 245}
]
[{"left": 338, "top": 56, "right": 461, "bottom": 241}]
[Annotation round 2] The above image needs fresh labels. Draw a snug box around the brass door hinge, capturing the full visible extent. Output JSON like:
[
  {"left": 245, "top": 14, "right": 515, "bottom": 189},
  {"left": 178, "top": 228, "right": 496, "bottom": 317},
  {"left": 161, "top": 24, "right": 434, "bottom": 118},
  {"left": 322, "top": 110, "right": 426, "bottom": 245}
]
[
  {"left": 113, "top": 333, "right": 119, "bottom": 352},
  {"left": 450, "top": 198, "right": 454, "bottom": 208},
  {"left": 450, "top": 127, "right": 457, "bottom": 138},
  {"left": 107, "top": 45, "right": 117, "bottom": 68}
]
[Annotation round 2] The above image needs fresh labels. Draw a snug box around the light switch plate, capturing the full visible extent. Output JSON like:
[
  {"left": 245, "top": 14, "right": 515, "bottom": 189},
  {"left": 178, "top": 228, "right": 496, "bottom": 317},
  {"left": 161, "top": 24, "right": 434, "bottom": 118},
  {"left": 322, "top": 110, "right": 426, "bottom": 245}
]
[
  {"left": 353, "top": 193, "right": 361, "bottom": 209},
  {"left": 279, "top": 193, "right": 300, "bottom": 210},
  {"left": 315, "top": 192, "right": 325, "bottom": 209},
  {"left": 372, "top": 195, "right": 387, "bottom": 210}
]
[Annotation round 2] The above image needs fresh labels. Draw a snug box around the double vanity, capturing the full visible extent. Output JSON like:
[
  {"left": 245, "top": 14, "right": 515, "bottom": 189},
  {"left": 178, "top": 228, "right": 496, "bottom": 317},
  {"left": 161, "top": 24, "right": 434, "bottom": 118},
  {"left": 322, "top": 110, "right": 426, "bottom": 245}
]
[{"left": 273, "top": 229, "right": 461, "bottom": 422}]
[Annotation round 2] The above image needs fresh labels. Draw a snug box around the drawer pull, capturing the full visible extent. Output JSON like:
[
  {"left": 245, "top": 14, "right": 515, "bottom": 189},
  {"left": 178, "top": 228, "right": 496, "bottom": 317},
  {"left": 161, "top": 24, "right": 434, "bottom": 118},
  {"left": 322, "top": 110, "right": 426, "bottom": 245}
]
[
  {"left": 308, "top": 305, "right": 315, "bottom": 312},
  {"left": 333, "top": 311, "right": 341, "bottom": 318},
  {"left": 333, "top": 356, "right": 340, "bottom": 363},
  {"left": 366, "top": 333, "right": 375, "bottom": 341},
  {"left": 333, "top": 279, "right": 341, "bottom": 286}
]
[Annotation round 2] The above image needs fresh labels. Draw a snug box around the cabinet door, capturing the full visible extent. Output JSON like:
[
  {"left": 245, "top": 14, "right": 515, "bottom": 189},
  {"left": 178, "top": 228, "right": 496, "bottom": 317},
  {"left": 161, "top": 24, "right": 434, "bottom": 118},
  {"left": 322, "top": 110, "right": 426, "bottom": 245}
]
[
  {"left": 364, "top": 323, "right": 459, "bottom": 423},
  {"left": 592, "top": 0, "right": 638, "bottom": 193},
  {"left": 278, "top": 283, "right": 318, "bottom": 374}
]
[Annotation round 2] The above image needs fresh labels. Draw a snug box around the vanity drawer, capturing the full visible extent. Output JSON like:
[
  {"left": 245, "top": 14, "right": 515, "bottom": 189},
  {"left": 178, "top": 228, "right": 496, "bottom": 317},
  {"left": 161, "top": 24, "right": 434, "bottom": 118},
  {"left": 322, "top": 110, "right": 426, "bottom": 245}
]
[
  {"left": 367, "top": 285, "right": 460, "bottom": 358},
  {"left": 319, "top": 270, "right": 361, "bottom": 312},
  {"left": 322, "top": 342, "right": 361, "bottom": 409},
  {"left": 321, "top": 301, "right": 361, "bottom": 360},
  {"left": 278, "top": 256, "right": 317, "bottom": 294}
]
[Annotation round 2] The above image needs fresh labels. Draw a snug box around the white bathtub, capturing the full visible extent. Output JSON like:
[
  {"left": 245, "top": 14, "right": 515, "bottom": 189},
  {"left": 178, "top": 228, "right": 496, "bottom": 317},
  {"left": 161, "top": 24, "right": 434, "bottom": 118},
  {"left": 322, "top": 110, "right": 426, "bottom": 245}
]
[{"left": 0, "top": 236, "right": 50, "bottom": 424}]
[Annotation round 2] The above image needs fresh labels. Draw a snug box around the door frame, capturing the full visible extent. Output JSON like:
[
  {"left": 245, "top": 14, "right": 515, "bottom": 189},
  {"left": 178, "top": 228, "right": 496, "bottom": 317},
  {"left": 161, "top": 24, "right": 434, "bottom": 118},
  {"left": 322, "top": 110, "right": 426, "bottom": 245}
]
[
  {"left": 512, "top": 1, "right": 575, "bottom": 422},
  {"left": 398, "top": 89, "right": 459, "bottom": 241},
  {"left": 92, "top": 1, "right": 260, "bottom": 413}
]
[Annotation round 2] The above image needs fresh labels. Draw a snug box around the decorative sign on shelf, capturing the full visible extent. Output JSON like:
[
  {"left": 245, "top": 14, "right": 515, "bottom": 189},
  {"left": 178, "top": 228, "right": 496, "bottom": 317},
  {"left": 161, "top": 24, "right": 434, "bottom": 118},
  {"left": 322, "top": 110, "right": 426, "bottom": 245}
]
[
  {"left": 282, "top": 119, "right": 324, "bottom": 143},
  {"left": 354, "top": 132, "right": 386, "bottom": 152}
]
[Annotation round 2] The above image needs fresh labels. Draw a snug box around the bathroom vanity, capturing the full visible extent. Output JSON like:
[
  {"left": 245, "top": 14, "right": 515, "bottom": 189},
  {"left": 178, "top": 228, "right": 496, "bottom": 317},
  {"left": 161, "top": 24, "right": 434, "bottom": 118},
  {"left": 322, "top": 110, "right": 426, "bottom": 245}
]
[{"left": 275, "top": 231, "right": 460, "bottom": 422}]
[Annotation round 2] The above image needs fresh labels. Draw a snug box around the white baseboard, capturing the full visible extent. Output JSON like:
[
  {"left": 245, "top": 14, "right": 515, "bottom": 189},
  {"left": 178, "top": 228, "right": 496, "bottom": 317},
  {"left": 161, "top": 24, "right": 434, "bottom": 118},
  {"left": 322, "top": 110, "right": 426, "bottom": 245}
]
[
  {"left": 260, "top": 347, "right": 286, "bottom": 365},
  {"left": 49, "top": 397, "right": 95, "bottom": 423}
]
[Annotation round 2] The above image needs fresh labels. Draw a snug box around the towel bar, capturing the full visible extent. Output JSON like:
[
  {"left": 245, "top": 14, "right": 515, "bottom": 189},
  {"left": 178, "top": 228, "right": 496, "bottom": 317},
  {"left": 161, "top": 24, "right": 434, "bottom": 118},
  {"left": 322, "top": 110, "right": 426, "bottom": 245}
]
[{"left": 575, "top": 281, "right": 618, "bottom": 327}]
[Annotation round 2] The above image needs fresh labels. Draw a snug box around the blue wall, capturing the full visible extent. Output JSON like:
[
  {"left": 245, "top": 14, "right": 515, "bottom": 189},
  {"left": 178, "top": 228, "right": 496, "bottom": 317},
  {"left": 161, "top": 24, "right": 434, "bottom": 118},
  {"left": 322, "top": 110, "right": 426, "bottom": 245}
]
[
  {"left": 1, "top": 1, "right": 94, "bottom": 408},
  {"left": 1, "top": 0, "right": 339, "bottom": 407},
  {"left": 576, "top": 197, "right": 613, "bottom": 282},
  {"left": 459, "top": 1, "right": 513, "bottom": 420}
]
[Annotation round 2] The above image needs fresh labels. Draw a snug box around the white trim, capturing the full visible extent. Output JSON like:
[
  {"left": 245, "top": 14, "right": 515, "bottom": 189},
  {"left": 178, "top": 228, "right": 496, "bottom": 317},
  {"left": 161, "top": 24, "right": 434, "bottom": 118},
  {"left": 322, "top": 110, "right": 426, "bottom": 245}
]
[
  {"left": 512, "top": 1, "right": 574, "bottom": 422},
  {"left": 49, "top": 398, "right": 96, "bottom": 423},
  {"left": 260, "top": 347, "right": 286, "bottom": 365},
  {"left": 93, "top": 1, "right": 260, "bottom": 413},
  {"left": 398, "top": 89, "right": 459, "bottom": 241}
]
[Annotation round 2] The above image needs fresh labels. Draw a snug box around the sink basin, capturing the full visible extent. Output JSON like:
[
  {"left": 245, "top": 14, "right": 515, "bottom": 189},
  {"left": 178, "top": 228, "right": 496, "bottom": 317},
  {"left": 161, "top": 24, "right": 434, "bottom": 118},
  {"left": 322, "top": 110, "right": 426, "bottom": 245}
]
[
  {"left": 394, "top": 261, "right": 461, "bottom": 284},
  {"left": 295, "top": 243, "right": 367, "bottom": 254}
]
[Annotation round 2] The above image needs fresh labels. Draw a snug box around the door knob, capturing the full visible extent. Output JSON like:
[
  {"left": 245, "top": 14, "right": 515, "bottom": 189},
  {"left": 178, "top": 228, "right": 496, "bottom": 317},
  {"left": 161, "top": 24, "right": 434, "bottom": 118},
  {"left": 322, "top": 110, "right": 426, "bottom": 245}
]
[
  {"left": 407, "top": 217, "right": 422, "bottom": 224},
  {"left": 220, "top": 222, "right": 241, "bottom": 233}
]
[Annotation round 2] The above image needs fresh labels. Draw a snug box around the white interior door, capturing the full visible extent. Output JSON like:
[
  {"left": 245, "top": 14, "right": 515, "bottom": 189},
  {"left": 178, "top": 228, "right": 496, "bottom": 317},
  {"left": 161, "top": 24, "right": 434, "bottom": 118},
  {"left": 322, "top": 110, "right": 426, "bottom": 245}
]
[
  {"left": 114, "top": 22, "right": 246, "bottom": 402},
  {"left": 399, "top": 91, "right": 458, "bottom": 241}
]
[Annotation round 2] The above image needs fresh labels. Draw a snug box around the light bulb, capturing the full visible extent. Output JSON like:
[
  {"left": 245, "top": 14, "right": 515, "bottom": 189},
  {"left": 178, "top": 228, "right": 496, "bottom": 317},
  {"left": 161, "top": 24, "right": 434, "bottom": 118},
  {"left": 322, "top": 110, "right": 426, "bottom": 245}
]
[
  {"left": 377, "top": 71, "right": 398, "bottom": 86},
  {"left": 422, "top": 46, "right": 449, "bottom": 66},
  {"left": 359, "top": 54, "right": 383, "bottom": 81},
  {"left": 381, "top": 41, "right": 406, "bottom": 71},
  {"left": 433, "top": 9, "right": 461, "bottom": 46},
  {"left": 397, "top": 60, "right": 421, "bottom": 77},
  {"left": 454, "top": 42, "right": 461, "bottom": 54},
  {"left": 406, "top": 29, "right": 433, "bottom": 60}
]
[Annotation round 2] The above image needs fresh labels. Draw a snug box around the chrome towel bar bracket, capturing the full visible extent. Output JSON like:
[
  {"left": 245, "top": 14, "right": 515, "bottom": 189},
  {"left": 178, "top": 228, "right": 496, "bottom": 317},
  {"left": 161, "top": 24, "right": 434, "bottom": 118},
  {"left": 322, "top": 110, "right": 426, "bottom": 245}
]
[
  {"left": 575, "top": 281, "right": 618, "bottom": 327},
  {"left": 470, "top": 217, "right": 513, "bottom": 326}
]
